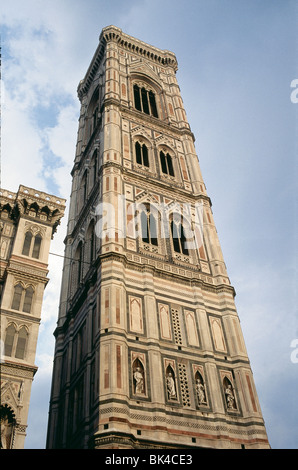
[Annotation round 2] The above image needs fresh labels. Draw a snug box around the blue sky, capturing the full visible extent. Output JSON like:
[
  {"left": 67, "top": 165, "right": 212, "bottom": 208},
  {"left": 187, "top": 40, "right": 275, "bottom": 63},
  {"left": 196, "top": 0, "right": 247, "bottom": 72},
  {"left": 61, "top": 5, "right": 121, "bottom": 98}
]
[{"left": 1, "top": 0, "right": 297, "bottom": 449}]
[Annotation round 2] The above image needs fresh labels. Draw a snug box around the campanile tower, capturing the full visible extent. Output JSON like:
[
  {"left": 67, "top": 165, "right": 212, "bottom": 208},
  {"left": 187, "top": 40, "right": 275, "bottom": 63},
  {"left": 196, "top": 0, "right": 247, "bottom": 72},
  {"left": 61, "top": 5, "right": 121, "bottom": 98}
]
[{"left": 46, "top": 26, "right": 269, "bottom": 449}]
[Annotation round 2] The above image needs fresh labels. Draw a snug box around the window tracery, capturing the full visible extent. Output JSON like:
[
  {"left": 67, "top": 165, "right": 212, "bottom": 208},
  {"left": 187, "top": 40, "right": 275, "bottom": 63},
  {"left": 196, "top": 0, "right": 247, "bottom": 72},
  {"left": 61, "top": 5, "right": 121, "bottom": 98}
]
[
  {"left": 11, "top": 283, "right": 34, "bottom": 314},
  {"left": 160, "top": 150, "right": 174, "bottom": 177},
  {"left": 170, "top": 216, "right": 189, "bottom": 256},
  {"left": 133, "top": 83, "right": 158, "bottom": 118},
  {"left": 22, "top": 231, "right": 42, "bottom": 259},
  {"left": 135, "top": 141, "right": 149, "bottom": 167},
  {"left": 140, "top": 204, "right": 158, "bottom": 246},
  {"left": 4, "top": 323, "right": 29, "bottom": 360}
]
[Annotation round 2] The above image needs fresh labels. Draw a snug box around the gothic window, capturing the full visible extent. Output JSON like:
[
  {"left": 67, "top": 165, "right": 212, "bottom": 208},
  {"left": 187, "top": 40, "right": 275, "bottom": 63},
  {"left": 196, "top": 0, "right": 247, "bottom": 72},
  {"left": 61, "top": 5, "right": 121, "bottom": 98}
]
[
  {"left": 32, "top": 234, "right": 42, "bottom": 259},
  {"left": 90, "top": 150, "right": 98, "bottom": 186},
  {"left": 23, "top": 286, "right": 34, "bottom": 313},
  {"left": 80, "top": 171, "right": 88, "bottom": 207},
  {"left": 74, "top": 242, "right": 83, "bottom": 285},
  {"left": 85, "top": 87, "right": 99, "bottom": 143},
  {"left": 170, "top": 218, "right": 189, "bottom": 256},
  {"left": 15, "top": 326, "right": 28, "bottom": 359},
  {"left": 11, "top": 284, "right": 34, "bottom": 313},
  {"left": 4, "top": 324, "right": 16, "bottom": 357},
  {"left": 160, "top": 151, "right": 174, "bottom": 176},
  {"left": 4, "top": 324, "right": 28, "bottom": 359},
  {"left": 11, "top": 284, "right": 23, "bottom": 311},
  {"left": 22, "top": 231, "right": 42, "bottom": 259},
  {"left": 149, "top": 90, "right": 158, "bottom": 117},
  {"left": 86, "top": 221, "right": 96, "bottom": 265},
  {"left": 133, "top": 84, "right": 158, "bottom": 118},
  {"left": 140, "top": 205, "right": 158, "bottom": 246},
  {"left": 22, "top": 232, "right": 32, "bottom": 256},
  {"left": 135, "top": 141, "right": 149, "bottom": 167}
]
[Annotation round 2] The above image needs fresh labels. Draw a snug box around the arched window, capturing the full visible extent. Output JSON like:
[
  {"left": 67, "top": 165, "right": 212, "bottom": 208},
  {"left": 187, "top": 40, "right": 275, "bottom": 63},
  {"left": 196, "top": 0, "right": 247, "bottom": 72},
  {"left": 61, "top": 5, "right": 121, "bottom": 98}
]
[
  {"left": 135, "top": 142, "right": 149, "bottom": 167},
  {"left": 160, "top": 151, "right": 174, "bottom": 176},
  {"left": 140, "top": 206, "right": 158, "bottom": 246},
  {"left": 134, "top": 84, "right": 142, "bottom": 111},
  {"left": 23, "top": 286, "right": 34, "bottom": 313},
  {"left": 80, "top": 171, "right": 88, "bottom": 207},
  {"left": 75, "top": 242, "right": 83, "bottom": 285},
  {"left": 22, "top": 232, "right": 32, "bottom": 256},
  {"left": 85, "top": 87, "right": 99, "bottom": 143},
  {"left": 149, "top": 90, "right": 158, "bottom": 117},
  {"left": 15, "top": 326, "right": 28, "bottom": 359},
  {"left": 91, "top": 149, "right": 98, "bottom": 186},
  {"left": 11, "top": 284, "right": 34, "bottom": 313},
  {"left": 170, "top": 218, "right": 189, "bottom": 256},
  {"left": 133, "top": 84, "right": 158, "bottom": 118},
  {"left": 4, "top": 324, "right": 16, "bottom": 357},
  {"left": 11, "top": 284, "right": 23, "bottom": 311},
  {"left": 32, "top": 234, "right": 42, "bottom": 259},
  {"left": 22, "top": 231, "right": 42, "bottom": 259},
  {"left": 86, "top": 221, "right": 96, "bottom": 265}
]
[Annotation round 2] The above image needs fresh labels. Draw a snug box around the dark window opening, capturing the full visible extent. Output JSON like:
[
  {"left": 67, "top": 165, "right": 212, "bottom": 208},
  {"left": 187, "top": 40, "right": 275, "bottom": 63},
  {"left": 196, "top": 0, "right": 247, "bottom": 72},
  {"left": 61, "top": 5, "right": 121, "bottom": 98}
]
[
  {"left": 160, "top": 151, "right": 174, "bottom": 176},
  {"left": 32, "top": 234, "right": 42, "bottom": 259},
  {"left": 171, "top": 220, "right": 189, "bottom": 256},
  {"left": 149, "top": 90, "right": 158, "bottom": 117},
  {"left": 22, "top": 232, "right": 32, "bottom": 256},
  {"left": 15, "top": 327, "right": 28, "bottom": 359},
  {"left": 141, "top": 87, "right": 149, "bottom": 114},
  {"left": 136, "top": 141, "right": 142, "bottom": 165},
  {"left": 141, "top": 208, "right": 158, "bottom": 246},
  {"left": 4, "top": 325, "right": 16, "bottom": 357},
  {"left": 11, "top": 284, "right": 23, "bottom": 311},
  {"left": 134, "top": 84, "right": 142, "bottom": 112},
  {"left": 135, "top": 142, "right": 149, "bottom": 167},
  {"left": 133, "top": 84, "right": 158, "bottom": 118},
  {"left": 23, "top": 286, "right": 34, "bottom": 313}
]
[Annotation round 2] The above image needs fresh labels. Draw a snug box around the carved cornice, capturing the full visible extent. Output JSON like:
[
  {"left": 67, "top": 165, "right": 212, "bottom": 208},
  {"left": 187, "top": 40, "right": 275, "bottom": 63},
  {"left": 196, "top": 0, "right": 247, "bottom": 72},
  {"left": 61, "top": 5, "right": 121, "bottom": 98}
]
[
  {"left": 1, "top": 362, "right": 38, "bottom": 379},
  {"left": 101, "top": 25, "right": 178, "bottom": 69},
  {"left": 0, "top": 185, "right": 66, "bottom": 236},
  {"left": 78, "top": 25, "right": 178, "bottom": 100},
  {"left": 7, "top": 258, "right": 49, "bottom": 284},
  {"left": 92, "top": 431, "right": 195, "bottom": 449}
]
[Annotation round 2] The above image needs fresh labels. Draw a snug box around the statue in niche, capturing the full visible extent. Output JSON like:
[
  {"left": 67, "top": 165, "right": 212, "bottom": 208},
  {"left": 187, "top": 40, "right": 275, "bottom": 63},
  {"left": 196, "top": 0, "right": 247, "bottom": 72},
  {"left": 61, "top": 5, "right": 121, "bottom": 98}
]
[
  {"left": 166, "top": 369, "right": 177, "bottom": 399},
  {"left": 133, "top": 360, "right": 145, "bottom": 395},
  {"left": 224, "top": 379, "right": 237, "bottom": 410},
  {"left": 195, "top": 376, "right": 207, "bottom": 405}
]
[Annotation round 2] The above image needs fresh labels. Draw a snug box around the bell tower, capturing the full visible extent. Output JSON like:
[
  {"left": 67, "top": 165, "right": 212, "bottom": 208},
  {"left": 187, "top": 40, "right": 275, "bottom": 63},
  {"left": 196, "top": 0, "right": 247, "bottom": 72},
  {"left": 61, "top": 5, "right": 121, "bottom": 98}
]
[{"left": 46, "top": 26, "right": 269, "bottom": 449}]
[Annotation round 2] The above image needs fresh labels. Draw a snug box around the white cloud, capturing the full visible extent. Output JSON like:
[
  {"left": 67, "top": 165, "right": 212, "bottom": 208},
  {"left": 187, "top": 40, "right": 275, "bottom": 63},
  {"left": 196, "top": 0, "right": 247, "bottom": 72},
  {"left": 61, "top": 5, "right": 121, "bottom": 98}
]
[
  {"left": 44, "top": 104, "right": 79, "bottom": 198},
  {"left": 1, "top": 88, "right": 46, "bottom": 192}
]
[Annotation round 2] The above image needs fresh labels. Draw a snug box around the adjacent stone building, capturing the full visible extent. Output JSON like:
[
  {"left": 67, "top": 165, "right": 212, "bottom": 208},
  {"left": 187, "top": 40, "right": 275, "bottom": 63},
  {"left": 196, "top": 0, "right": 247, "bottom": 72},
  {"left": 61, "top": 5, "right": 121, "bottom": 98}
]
[
  {"left": 46, "top": 26, "right": 270, "bottom": 449},
  {"left": 0, "top": 185, "right": 65, "bottom": 449}
]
